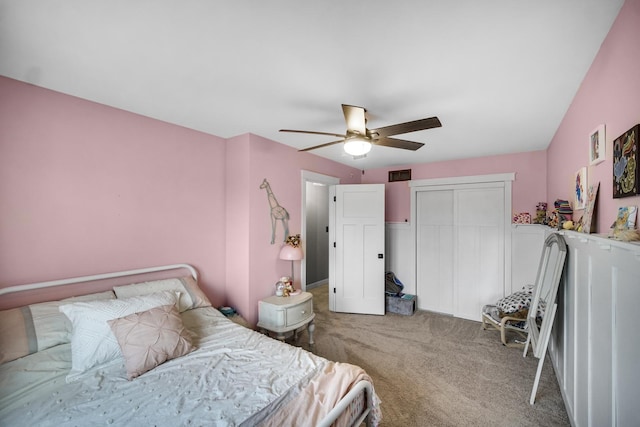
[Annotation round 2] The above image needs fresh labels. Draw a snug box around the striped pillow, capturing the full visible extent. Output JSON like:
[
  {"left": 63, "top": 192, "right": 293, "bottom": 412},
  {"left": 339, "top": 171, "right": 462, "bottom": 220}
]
[
  {"left": 60, "top": 291, "right": 180, "bottom": 380},
  {"left": 113, "top": 276, "right": 211, "bottom": 312},
  {"left": 0, "top": 291, "right": 115, "bottom": 364}
]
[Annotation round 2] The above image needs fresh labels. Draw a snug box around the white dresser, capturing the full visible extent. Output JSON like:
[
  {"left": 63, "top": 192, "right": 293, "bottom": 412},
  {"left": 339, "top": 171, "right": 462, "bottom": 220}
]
[{"left": 257, "top": 292, "right": 315, "bottom": 344}]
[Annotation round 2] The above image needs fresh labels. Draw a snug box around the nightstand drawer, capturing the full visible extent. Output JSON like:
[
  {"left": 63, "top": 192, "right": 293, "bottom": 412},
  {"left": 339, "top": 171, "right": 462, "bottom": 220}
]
[{"left": 285, "top": 298, "right": 313, "bottom": 326}]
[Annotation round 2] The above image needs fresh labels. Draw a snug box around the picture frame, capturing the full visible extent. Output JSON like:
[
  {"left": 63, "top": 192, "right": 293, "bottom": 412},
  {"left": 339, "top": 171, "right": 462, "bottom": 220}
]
[
  {"left": 581, "top": 182, "right": 599, "bottom": 233},
  {"left": 589, "top": 124, "right": 605, "bottom": 165},
  {"left": 613, "top": 124, "right": 640, "bottom": 198},
  {"left": 574, "top": 167, "right": 587, "bottom": 210},
  {"left": 613, "top": 206, "right": 638, "bottom": 230}
]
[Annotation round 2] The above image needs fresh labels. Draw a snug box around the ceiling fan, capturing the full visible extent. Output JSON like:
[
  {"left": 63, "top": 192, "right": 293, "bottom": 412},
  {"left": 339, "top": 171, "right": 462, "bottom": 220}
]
[{"left": 280, "top": 104, "right": 441, "bottom": 158}]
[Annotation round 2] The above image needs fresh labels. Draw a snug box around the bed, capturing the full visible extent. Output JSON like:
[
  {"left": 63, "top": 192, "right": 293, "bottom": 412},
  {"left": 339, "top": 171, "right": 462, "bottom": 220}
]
[{"left": 0, "top": 264, "right": 381, "bottom": 426}]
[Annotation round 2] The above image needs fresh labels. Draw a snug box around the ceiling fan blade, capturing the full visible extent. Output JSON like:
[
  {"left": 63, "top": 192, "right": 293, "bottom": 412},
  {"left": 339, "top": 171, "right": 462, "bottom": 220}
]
[
  {"left": 373, "top": 136, "right": 425, "bottom": 151},
  {"left": 280, "top": 129, "right": 346, "bottom": 138},
  {"left": 298, "top": 139, "right": 344, "bottom": 152},
  {"left": 341, "top": 104, "right": 367, "bottom": 135},
  {"left": 371, "top": 116, "right": 441, "bottom": 138}
]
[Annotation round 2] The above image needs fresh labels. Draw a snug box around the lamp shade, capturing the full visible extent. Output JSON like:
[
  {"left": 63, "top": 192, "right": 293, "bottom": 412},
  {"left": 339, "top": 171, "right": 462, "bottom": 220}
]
[
  {"left": 279, "top": 245, "right": 303, "bottom": 261},
  {"left": 343, "top": 136, "right": 372, "bottom": 156}
]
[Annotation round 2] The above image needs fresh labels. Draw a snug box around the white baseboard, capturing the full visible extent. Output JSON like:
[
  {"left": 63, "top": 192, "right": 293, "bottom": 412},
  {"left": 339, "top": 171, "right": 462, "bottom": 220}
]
[{"left": 306, "top": 279, "right": 328, "bottom": 290}]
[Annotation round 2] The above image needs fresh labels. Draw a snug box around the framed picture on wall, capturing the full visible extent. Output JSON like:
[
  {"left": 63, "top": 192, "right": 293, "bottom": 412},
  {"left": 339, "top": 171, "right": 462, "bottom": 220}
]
[
  {"left": 575, "top": 167, "right": 587, "bottom": 210},
  {"left": 589, "top": 124, "right": 605, "bottom": 166},
  {"left": 613, "top": 124, "right": 640, "bottom": 198}
]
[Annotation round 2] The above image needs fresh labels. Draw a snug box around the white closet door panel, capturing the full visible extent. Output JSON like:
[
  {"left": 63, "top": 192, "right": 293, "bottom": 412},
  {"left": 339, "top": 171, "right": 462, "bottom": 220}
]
[
  {"left": 417, "top": 190, "right": 454, "bottom": 225},
  {"left": 455, "top": 188, "right": 504, "bottom": 321},
  {"left": 456, "top": 225, "right": 503, "bottom": 320},
  {"left": 416, "top": 191, "right": 454, "bottom": 314},
  {"left": 415, "top": 183, "right": 505, "bottom": 321},
  {"left": 457, "top": 187, "right": 503, "bottom": 226},
  {"left": 417, "top": 224, "right": 454, "bottom": 313}
]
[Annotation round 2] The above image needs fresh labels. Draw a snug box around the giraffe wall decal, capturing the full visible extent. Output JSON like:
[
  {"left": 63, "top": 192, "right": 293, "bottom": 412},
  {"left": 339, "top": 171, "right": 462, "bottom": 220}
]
[{"left": 259, "top": 178, "right": 290, "bottom": 244}]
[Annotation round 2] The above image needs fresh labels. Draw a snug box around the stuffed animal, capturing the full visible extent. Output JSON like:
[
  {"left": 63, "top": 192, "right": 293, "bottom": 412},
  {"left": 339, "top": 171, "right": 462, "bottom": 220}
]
[
  {"left": 285, "top": 234, "right": 301, "bottom": 248},
  {"left": 533, "top": 202, "right": 547, "bottom": 224},
  {"left": 548, "top": 211, "right": 559, "bottom": 228}
]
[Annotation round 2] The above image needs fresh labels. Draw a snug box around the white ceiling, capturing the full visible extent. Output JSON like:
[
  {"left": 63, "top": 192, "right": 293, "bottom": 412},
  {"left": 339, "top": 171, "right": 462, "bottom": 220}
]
[{"left": 0, "top": 1, "right": 624, "bottom": 170}]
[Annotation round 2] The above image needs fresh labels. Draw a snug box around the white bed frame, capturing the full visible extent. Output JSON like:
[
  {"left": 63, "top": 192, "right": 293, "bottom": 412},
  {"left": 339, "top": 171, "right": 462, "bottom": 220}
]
[
  {"left": 0, "top": 264, "right": 197, "bottom": 297},
  {"left": 0, "top": 263, "right": 376, "bottom": 426}
]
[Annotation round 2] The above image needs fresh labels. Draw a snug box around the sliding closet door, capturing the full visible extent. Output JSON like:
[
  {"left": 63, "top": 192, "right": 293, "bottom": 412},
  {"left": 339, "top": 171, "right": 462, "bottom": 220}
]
[
  {"left": 415, "top": 180, "right": 506, "bottom": 321},
  {"left": 454, "top": 186, "right": 504, "bottom": 320},
  {"left": 416, "top": 190, "right": 454, "bottom": 314}
]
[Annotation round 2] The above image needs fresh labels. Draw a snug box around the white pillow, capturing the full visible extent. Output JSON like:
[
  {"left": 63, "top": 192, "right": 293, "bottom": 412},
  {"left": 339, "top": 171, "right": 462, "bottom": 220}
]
[
  {"left": 59, "top": 291, "right": 178, "bottom": 380},
  {"left": 113, "top": 276, "right": 211, "bottom": 312},
  {"left": 0, "top": 290, "right": 114, "bottom": 365}
]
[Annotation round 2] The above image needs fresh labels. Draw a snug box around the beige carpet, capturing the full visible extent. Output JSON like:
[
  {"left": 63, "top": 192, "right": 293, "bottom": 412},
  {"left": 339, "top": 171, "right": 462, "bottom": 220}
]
[{"left": 291, "top": 285, "right": 570, "bottom": 427}]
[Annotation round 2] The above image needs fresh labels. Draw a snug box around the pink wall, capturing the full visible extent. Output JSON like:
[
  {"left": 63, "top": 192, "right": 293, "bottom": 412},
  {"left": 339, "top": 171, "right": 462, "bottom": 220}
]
[
  {"left": 230, "top": 134, "right": 360, "bottom": 325},
  {"left": 0, "top": 77, "right": 227, "bottom": 309},
  {"left": 0, "top": 77, "right": 362, "bottom": 325},
  {"left": 224, "top": 134, "right": 252, "bottom": 319},
  {"left": 2, "top": 0, "right": 635, "bottom": 320},
  {"left": 363, "top": 151, "right": 547, "bottom": 223},
  {"left": 547, "top": 0, "right": 640, "bottom": 233}
]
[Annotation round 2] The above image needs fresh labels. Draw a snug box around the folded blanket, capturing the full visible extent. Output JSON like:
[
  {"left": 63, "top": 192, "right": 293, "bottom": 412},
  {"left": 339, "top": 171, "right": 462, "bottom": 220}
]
[{"left": 246, "top": 361, "right": 381, "bottom": 427}]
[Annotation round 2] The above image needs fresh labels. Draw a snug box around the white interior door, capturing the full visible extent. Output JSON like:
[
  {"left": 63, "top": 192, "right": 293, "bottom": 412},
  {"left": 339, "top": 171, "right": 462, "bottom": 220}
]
[{"left": 329, "top": 184, "right": 385, "bottom": 315}]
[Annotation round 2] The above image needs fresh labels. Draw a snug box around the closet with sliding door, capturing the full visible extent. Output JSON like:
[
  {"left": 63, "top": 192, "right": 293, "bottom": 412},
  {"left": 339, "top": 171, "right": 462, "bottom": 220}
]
[{"left": 410, "top": 174, "right": 514, "bottom": 321}]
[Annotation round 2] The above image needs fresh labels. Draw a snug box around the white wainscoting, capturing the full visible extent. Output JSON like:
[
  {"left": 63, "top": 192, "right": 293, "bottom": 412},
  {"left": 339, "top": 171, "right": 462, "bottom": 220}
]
[
  {"left": 548, "top": 230, "right": 640, "bottom": 427},
  {"left": 511, "top": 224, "right": 547, "bottom": 294},
  {"left": 385, "top": 222, "right": 415, "bottom": 295},
  {"left": 388, "top": 221, "right": 640, "bottom": 426}
]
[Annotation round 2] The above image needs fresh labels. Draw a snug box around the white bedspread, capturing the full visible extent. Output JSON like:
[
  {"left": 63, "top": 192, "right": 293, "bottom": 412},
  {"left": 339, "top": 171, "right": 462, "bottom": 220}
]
[{"left": 0, "top": 307, "right": 375, "bottom": 427}]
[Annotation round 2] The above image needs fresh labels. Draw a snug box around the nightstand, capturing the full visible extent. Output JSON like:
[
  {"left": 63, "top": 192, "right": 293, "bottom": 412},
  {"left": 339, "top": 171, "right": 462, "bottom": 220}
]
[{"left": 257, "top": 292, "right": 315, "bottom": 344}]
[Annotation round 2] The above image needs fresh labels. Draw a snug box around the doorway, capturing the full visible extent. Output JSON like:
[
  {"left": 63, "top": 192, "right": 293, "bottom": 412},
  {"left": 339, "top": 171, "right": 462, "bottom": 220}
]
[{"left": 301, "top": 171, "right": 339, "bottom": 291}]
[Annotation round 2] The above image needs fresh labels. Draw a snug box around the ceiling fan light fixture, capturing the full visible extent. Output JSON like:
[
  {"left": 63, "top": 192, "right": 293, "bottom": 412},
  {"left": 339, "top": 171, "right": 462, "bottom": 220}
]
[
  {"left": 281, "top": 104, "right": 440, "bottom": 154},
  {"left": 343, "top": 136, "right": 372, "bottom": 156}
]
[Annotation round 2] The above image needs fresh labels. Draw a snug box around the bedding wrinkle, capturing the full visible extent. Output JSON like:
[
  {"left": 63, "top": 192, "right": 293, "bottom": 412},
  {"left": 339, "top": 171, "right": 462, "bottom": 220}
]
[
  {"left": 20, "top": 306, "right": 38, "bottom": 354},
  {"left": 1, "top": 306, "right": 380, "bottom": 426}
]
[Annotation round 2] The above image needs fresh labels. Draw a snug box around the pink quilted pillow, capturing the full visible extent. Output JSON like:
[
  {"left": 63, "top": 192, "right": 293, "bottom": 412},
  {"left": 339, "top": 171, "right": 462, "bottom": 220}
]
[{"left": 108, "top": 304, "right": 195, "bottom": 380}]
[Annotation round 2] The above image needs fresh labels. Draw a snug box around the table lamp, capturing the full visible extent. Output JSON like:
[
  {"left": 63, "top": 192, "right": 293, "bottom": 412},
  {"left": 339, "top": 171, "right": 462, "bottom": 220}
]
[{"left": 279, "top": 244, "right": 303, "bottom": 284}]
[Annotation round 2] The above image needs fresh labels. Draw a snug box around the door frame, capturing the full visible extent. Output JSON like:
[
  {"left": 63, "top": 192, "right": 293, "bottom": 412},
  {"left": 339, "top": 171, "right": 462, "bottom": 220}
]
[
  {"left": 409, "top": 173, "right": 515, "bottom": 299},
  {"left": 301, "top": 170, "right": 339, "bottom": 291}
]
